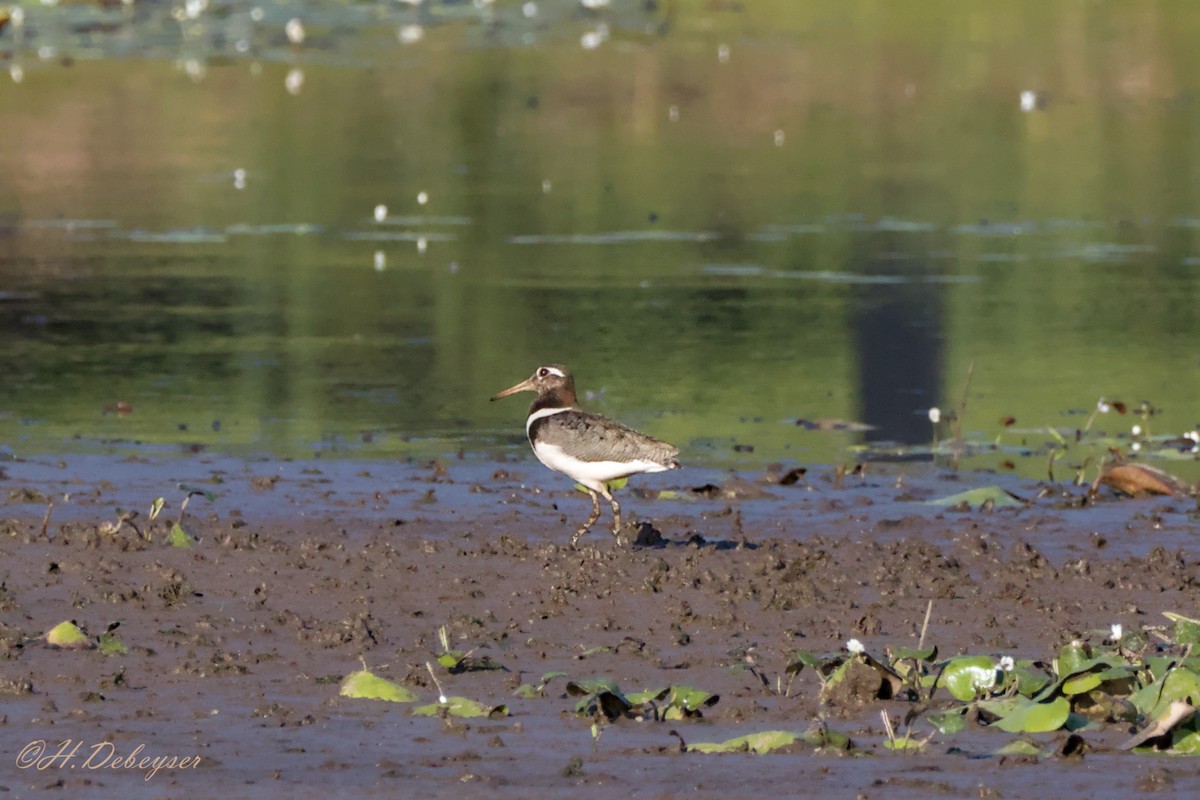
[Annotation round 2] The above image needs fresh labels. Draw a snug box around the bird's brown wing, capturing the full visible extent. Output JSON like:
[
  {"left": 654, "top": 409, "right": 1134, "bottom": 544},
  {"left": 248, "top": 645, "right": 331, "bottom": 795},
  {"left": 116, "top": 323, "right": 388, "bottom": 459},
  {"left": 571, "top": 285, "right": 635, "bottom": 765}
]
[{"left": 532, "top": 411, "right": 680, "bottom": 467}]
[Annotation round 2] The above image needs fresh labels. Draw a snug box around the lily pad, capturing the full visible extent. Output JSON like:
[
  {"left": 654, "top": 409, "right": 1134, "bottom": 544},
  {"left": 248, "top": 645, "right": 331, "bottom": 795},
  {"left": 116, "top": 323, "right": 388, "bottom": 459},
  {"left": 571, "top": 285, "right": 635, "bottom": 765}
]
[
  {"left": 567, "top": 678, "right": 633, "bottom": 720},
  {"left": 688, "top": 730, "right": 799, "bottom": 754},
  {"left": 338, "top": 669, "right": 417, "bottom": 703},
  {"left": 926, "top": 486, "right": 1023, "bottom": 510},
  {"left": 994, "top": 739, "right": 1043, "bottom": 756},
  {"left": 980, "top": 695, "right": 1071, "bottom": 734},
  {"left": 46, "top": 620, "right": 92, "bottom": 650},
  {"left": 938, "top": 655, "right": 998, "bottom": 701},
  {"left": 436, "top": 651, "right": 506, "bottom": 674},
  {"left": 1130, "top": 667, "right": 1200, "bottom": 719},
  {"left": 413, "top": 696, "right": 508, "bottom": 718},
  {"left": 513, "top": 671, "right": 567, "bottom": 698},
  {"left": 927, "top": 709, "right": 967, "bottom": 735},
  {"left": 98, "top": 632, "right": 128, "bottom": 655},
  {"left": 167, "top": 523, "right": 196, "bottom": 549},
  {"left": 1164, "top": 612, "right": 1200, "bottom": 647}
]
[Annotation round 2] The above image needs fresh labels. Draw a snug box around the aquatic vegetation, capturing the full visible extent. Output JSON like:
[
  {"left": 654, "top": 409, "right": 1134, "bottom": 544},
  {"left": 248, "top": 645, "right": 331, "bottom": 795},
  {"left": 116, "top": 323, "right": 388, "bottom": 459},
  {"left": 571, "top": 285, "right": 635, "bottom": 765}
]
[
  {"left": 412, "top": 696, "right": 508, "bottom": 719},
  {"left": 45, "top": 620, "right": 91, "bottom": 650},
  {"left": 804, "top": 618, "right": 1200, "bottom": 752},
  {"left": 434, "top": 625, "right": 506, "bottom": 673},
  {"left": 567, "top": 679, "right": 720, "bottom": 722},
  {"left": 338, "top": 668, "right": 417, "bottom": 703}
]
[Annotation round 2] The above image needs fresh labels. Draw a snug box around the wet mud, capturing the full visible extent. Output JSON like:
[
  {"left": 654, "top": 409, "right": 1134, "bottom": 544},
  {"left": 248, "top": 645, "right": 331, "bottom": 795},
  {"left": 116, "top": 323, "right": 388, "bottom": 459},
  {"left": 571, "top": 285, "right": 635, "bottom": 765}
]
[{"left": 0, "top": 454, "right": 1197, "bottom": 798}]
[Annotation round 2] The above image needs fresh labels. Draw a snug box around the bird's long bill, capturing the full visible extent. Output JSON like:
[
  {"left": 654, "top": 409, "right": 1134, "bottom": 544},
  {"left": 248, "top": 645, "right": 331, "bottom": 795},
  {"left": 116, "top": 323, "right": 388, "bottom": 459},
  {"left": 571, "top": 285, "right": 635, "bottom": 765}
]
[{"left": 490, "top": 377, "right": 536, "bottom": 402}]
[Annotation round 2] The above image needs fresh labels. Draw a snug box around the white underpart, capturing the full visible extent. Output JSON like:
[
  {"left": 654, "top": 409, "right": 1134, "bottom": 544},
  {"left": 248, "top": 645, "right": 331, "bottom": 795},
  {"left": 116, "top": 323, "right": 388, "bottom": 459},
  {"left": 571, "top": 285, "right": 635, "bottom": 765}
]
[
  {"left": 532, "top": 441, "right": 670, "bottom": 493},
  {"left": 524, "top": 407, "right": 670, "bottom": 493}
]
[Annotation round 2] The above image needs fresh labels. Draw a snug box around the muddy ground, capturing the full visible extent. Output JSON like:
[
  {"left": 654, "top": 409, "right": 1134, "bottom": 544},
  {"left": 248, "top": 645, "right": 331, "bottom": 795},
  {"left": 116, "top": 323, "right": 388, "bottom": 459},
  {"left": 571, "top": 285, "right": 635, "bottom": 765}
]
[{"left": 0, "top": 453, "right": 1197, "bottom": 798}]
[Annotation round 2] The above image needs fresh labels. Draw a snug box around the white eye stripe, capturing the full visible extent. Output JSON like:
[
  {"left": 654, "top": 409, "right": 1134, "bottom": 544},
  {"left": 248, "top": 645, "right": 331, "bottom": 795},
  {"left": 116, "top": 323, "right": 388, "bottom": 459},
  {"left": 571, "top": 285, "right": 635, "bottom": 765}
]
[{"left": 541, "top": 366, "right": 566, "bottom": 378}]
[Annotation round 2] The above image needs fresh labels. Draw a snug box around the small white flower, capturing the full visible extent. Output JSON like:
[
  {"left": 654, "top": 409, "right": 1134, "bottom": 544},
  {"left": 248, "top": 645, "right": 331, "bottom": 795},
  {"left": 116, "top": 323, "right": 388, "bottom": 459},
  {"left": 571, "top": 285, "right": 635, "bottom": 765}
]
[
  {"left": 999, "top": 656, "right": 1015, "bottom": 672},
  {"left": 845, "top": 638, "right": 864, "bottom": 655},
  {"left": 1186, "top": 431, "right": 1199, "bottom": 443},
  {"left": 928, "top": 407, "right": 941, "bottom": 424},
  {"left": 374, "top": 204, "right": 388, "bottom": 223},
  {"left": 1097, "top": 398, "right": 1111, "bottom": 414},
  {"left": 417, "top": 191, "right": 429, "bottom": 206},
  {"left": 1131, "top": 441, "right": 1141, "bottom": 453},
  {"left": 438, "top": 693, "right": 448, "bottom": 704},
  {"left": 1131, "top": 424, "right": 1142, "bottom": 437},
  {"left": 1110, "top": 623, "right": 1123, "bottom": 642},
  {"left": 285, "top": 17, "right": 305, "bottom": 45}
]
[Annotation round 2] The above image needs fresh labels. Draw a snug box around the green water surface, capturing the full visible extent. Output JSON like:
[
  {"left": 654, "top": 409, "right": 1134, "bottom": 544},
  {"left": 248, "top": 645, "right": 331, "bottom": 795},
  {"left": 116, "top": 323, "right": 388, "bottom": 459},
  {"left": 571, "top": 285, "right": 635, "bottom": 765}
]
[{"left": 2, "top": 1, "right": 1200, "bottom": 476}]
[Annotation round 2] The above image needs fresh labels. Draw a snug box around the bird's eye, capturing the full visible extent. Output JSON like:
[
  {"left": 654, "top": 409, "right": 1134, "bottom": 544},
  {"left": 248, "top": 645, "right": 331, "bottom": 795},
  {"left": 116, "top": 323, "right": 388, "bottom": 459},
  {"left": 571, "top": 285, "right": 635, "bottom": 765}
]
[{"left": 537, "top": 368, "right": 548, "bottom": 377}]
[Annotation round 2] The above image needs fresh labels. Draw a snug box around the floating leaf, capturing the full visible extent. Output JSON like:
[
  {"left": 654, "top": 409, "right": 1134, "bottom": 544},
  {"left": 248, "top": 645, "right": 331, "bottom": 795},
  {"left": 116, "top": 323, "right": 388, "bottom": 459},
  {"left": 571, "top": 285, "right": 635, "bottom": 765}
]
[
  {"left": 1165, "top": 612, "right": 1200, "bottom": 647},
  {"left": 883, "top": 737, "right": 926, "bottom": 753},
  {"left": 981, "top": 696, "right": 1071, "bottom": 734},
  {"left": 994, "top": 739, "right": 1042, "bottom": 756},
  {"left": 338, "top": 669, "right": 417, "bottom": 703},
  {"left": 514, "top": 671, "right": 567, "bottom": 698},
  {"left": 1130, "top": 667, "right": 1200, "bottom": 719},
  {"left": 413, "top": 696, "right": 508, "bottom": 718},
  {"left": 1119, "top": 700, "right": 1197, "bottom": 750},
  {"left": 939, "top": 656, "right": 998, "bottom": 701},
  {"left": 785, "top": 649, "right": 825, "bottom": 676},
  {"left": 1098, "top": 463, "right": 1190, "bottom": 496},
  {"left": 688, "top": 730, "right": 799, "bottom": 754},
  {"left": 926, "top": 486, "right": 1024, "bottom": 509},
  {"left": 567, "top": 679, "right": 633, "bottom": 720},
  {"left": 927, "top": 709, "right": 967, "bottom": 735},
  {"left": 168, "top": 523, "right": 196, "bottom": 549},
  {"left": 1006, "top": 660, "right": 1053, "bottom": 698},
  {"left": 46, "top": 621, "right": 92, "bottom": 650},
  {"left": 798, "top": 723, "right": 853, "bottom": 750},
  {"left": 891, "top": 645, "right": 938, "bottom": 662},
  {"left": 98, "top": 633, "right": 128, "bottom": 656}
]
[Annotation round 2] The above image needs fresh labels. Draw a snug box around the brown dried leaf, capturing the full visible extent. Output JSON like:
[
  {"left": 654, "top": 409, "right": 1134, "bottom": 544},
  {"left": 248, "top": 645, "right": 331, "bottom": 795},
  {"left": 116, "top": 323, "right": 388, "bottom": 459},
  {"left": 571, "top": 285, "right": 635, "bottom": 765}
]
[{"left": 1098, "top": 463, "right": 1191, "bottom": 497}]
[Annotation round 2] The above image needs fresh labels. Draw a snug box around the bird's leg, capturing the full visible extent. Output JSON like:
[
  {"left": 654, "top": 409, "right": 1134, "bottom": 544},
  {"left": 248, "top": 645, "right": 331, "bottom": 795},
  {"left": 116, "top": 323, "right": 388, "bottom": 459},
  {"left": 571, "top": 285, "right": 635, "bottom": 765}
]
[
  {"left": 572, "top": 489, "right": 603, "bottom": 547},
  {"left": 599, "top": 485, "right": 623, "bottom": 543}
]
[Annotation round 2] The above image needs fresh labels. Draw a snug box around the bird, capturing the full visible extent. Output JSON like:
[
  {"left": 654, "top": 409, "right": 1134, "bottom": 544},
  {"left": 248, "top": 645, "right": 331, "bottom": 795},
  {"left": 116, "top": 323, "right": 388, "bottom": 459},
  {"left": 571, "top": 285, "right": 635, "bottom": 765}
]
[{"left": 491, "top": 364, "right": 680, "bottom": 546}]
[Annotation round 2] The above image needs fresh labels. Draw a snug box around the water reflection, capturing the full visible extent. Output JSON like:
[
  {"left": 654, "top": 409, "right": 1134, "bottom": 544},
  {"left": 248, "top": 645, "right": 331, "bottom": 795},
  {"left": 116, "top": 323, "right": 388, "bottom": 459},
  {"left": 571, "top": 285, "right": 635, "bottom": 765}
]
[{"left": 2, "top": 3, "right": 1200, "bottom": 478}]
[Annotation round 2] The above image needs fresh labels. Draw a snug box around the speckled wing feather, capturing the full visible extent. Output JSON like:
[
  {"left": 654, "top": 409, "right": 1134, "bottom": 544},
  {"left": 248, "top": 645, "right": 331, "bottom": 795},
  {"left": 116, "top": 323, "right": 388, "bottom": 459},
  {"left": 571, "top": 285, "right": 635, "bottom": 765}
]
[{"left": 531, "top": 411, "right": 680, "bottom": 467}]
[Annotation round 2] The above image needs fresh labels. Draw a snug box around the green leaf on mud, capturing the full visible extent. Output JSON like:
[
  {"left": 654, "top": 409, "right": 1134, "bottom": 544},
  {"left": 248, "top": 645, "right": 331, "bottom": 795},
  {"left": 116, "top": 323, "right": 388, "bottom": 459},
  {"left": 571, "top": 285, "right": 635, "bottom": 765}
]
[
  {"left": 883, "top": 737, "right": 926, "bottom": 753},
  {"left": 982, "top": 696, "right": 1071, "bottom": 734},
  {"left": 45, "top": 620, "right": 92, "bottom": 650},
  {"left": 799, "top": 723, "right": 853, "bottom": 750},
  {"left": 98, "top": 632, "right": 128, "bottom": 655},
  {"left": 785, "top": 650, "right": 825, "bottom": 676},
  {"left": 338, "top": 669, "right": 417, "bottom": 703},
  {"left": 514, "top": 671, "right": 567, "bottom": 698},
  {"left": 1007, "top": 660, "right": 1053, "bottom": 698},
  {"left": 994, "top": 739, "right": 1043, "bottom": 756},
  {"left": 927, "top": 709, "right": 968, "bottom": 735},
  {"left": 926, "top": 486, "right": 1023, "bottom": 509},
  {"left": 1165, "top": 612, "right": 1200, "bottom": 647},
  {"left": 688, "top": 730, "right": 799, "bottom": 754},
  {"left": 413, "top": 696, "right": 508, "bottom": 718},
  {"left": 891, "top": 645, "right": 938, "bottom": 662},
  {"left": 567, "top": 679, "right": 633, "bottom": 720},
  {"left": 1130, "top": 668, "right": 1200, "bottom": 719},
  {"left": 168, "top": 523, "right": 196, "bottom": 548},
  {"left": 939, "top": 656, "right": 998, "bottom": 701}
]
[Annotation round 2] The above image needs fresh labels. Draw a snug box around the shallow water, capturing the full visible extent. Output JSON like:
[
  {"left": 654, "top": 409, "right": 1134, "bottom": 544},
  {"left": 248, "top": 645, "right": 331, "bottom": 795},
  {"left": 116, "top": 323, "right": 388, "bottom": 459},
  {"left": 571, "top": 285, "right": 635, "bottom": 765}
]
[{"left": 3, "top": 2, "right": 1200, "bottom": 483}]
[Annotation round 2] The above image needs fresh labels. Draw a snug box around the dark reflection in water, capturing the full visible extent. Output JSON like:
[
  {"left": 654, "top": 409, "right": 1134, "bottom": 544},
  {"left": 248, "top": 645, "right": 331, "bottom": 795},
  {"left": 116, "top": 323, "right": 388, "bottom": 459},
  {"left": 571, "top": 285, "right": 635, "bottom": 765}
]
[{"left": 3, "top": 3, "right": 1200, "bottom": 476}]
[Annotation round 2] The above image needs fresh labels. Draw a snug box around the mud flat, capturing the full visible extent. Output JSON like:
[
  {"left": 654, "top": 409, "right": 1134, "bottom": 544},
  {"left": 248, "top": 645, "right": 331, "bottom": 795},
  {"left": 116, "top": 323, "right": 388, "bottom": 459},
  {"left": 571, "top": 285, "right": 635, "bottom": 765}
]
[{"left": 0, "top": 454, "right": 1197, "bottom": 798}]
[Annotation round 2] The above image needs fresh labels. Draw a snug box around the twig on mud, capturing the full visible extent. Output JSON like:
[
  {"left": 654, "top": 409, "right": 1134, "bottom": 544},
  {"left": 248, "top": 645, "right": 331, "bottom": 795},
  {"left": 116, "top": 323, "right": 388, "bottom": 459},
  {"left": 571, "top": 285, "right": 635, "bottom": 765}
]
[
  {"left": 40, "top": 499, "right": 54, "bottom": 540},
  {"left": 881, "top": 710, "right": 896, "bottom": 746},
  {"left": 918, "top": 600, "right": 933, "bottom": 650},
  {"left": 425, "top": 661, "right": 449, "bottom": 704}
]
